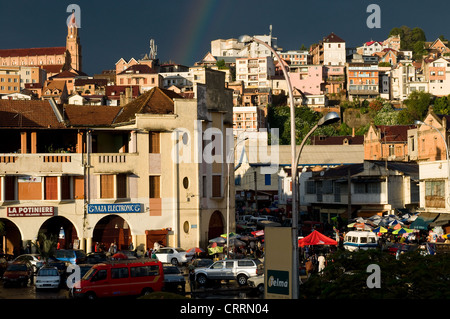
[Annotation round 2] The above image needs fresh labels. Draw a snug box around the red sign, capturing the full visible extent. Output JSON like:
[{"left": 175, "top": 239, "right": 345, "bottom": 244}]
[{"left": 7, "top": 206, "right": 55, "bottom": 217}]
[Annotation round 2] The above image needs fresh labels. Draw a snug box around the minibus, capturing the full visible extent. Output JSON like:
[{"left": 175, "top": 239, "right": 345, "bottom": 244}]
[
  {"left": 71, "top": 258, "right": 164, "bottom": 299},
  {"left": 344, "top": 231, "right": 378, "bottom": 252}
]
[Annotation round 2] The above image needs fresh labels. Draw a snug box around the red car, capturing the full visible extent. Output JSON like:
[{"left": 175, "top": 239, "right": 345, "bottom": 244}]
[{"left": 2, "top": 261, "right": 34, "bottom": 287}]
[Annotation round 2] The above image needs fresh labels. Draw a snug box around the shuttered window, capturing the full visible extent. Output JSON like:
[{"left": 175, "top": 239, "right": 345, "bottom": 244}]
[
  {"left": 149, "top": 132, "right": 160, "bottom": 153},
  {"left": 45, "top": 177, "right": 58, "bottom": 200},
  {"left": 149, "top": 176, "right": 160, "bottom": 198},
  {"left": 100, "top": 174, "right": 114, "bottom": 199},
  {"left": 116, "top": 174, "right": 127, "bottom": 198},
  {"left": 4, "top": 176, "right": 15, "bottom": 201},
  {"left": 212, "top": 175, "right": 222, "bottom": 197},
  {"left": 61, "top": 176, "right": 71, "bottom": 200}
]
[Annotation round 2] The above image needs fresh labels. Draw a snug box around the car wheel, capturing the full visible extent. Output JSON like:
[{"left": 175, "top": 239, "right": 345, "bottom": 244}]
[
  {"left": 196, "top": 274, "right": 207, "bottom": 286},
  {"left": 171, "top": 258, "right": 178, "bottom": 266},
  {"left": 237, "top": 274, "right": 248, "bottom": 286},
  {"left": 141, "top": 288, "right": 153, "bottom": 296},
  {"left": 257, "top": 283, "right": 264, "bottom": 294},
  {"left": 86, "top": 292, "right": 97, "bottom": 300}
]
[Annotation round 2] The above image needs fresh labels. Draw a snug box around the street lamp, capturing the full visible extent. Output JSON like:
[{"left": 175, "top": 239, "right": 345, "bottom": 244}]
[
  {"left": 414, "top": 120, "right": 450, "bottom": 208},
  {"left": 239, "top": 34, "right": 298, "bottom": 297},
  {"left": 226, "top": 135, "right": 249, "bottom": 258}
]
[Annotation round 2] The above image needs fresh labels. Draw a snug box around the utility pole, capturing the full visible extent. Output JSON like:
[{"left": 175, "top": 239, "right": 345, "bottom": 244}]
[{"left": 254, "top": 170, "right": 258, "bottom": 214}]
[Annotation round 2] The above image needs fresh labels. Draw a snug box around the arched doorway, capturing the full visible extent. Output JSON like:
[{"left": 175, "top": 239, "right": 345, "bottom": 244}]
[
  {"left": 93, "top": 215, "right": 131, "bottom": 252},
  {"left": 39, "top": 216, "right": 78, "bottom": 250},
  {"left": 0, "top": 219, "right": 21, "bottom": 256},
  {"left": 208, "top": 210, "right": 224, "bottom": 240}
]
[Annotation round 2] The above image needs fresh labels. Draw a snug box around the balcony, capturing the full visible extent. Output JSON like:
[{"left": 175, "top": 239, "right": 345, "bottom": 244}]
[
  {"left": 91, "top": 153, "right": 139, "bottom": 174},
  {"left": 0, "top": 153, "right": 83, "bottom": 175}
]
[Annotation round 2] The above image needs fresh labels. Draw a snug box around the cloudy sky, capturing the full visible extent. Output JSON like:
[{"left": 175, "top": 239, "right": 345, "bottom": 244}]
[{"left": 1, "top": 0, "right": 449, "bottom": 75}]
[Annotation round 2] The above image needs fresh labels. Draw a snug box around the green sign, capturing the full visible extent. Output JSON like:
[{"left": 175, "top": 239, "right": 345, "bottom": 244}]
[{"left": 267, "top": 270, "right": 289, "bottom": 295}]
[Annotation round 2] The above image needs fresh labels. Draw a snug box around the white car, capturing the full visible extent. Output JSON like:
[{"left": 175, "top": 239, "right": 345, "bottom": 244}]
[
  {"left": 195, "top": 259, "right": 263, "bottom": 286},
  {"left": 248, "top": 275, "right": 265, "bottom": 294},
  {"left": 35, "top": 266, "right": 60, "bottom": 290},
  {"left": 154, "top": 247, "right": 194, "bottom": 265}
]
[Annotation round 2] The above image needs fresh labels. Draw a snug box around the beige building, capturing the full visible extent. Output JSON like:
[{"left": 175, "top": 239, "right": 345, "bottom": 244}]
[{"left": 0, "top": 69, "right": 234, "bottom": 255}]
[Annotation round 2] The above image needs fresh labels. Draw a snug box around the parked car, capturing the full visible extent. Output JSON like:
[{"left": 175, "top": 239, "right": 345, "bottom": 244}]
[
  {"left": 55, "top": 249, "right": 87, "bottom": 265},
  {"left": 71, "top": 259, "right": 164, "bottom": 299},
  {"left": 188, "top": 258, "right": 214, "bottom": 269},
  {"left": 86, "top": 252, "right": 109, "bottom": 264},
  {"left": 35, "top": 266, "right": 61, "bottom": 290},
  {"left": 2, "top": 261, "right": 34, "bottom": 287},
  {"left": 194, "top": 258, "right": 263, "bottom": 286},
  {"left": 47, "top": 257, "right": 68, "bottom": 275},
  {"left": 117, "top": 250, "right": 137, "bottom": 260},
  {"left": 0, "top": 254, "right": 14, "bottom": 277},
  {"left": 163, "top": 266, "right": 186, "bottom": 294},
  {"left": 154, "top": 247, "right": 194, "bottom": 266},
  {"left": 248, "top": 274, "right": 265, "bottom": 294},
  {"left": 12, "top": 254, "right": 43, "bottom": 273}
]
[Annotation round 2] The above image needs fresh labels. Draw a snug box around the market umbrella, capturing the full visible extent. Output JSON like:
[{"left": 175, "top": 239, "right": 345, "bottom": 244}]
[
  {"left": 372, "top": 226, "right": 388, "bottom": 233},
  {"left": 220, "top": 232, "right": 241, "bottom": 239},
  {"left": 186, "top": 247, "right": 205, "bottom": 254},
  {"left": 239, "top": 235, "right": 257, "bottom": 241},
  {"left": 392, "top": 227, "right": 414, "bottom": 234},
  {"left": 298, "top": 230, "right": 338, "bottom": 247},
  {"left": 229, "top": 238, "right": 246, "bottom": 247},
  {"left": 251, "top": 230, "right": 264, "bottom": 237},
  {"left": 209, "top": 236, "right": 226, "bottom": 244}
]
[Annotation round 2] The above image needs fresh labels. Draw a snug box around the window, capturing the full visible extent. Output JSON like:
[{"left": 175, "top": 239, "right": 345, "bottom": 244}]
[
  {"left": 111, "top": 267, "right": 129, "bottom": 279},
  {"left": 149, "top": 132, "right": 160, "bottom": 153},
  {"left": 306, "top": 181, "right": 316, "bottom": 194},
  {"left": 130, "top": 265, "right": 159, "bottom": 277},
  {"left": 116, "top": 174, "right": 128, "bottom": 198},
  {"left": 212, "top": 175, "right": 222, "bottom": 197},
  {"left": 61, "top": 176, "right": 71, "bottom": 200},
  {"left": 264, "top": 174, "right": 271, "bottom": 185},
  {"left": 100, "top": 174, "right": 114, "bottom": 198},
  {"left": 4, "top": 176, "right": 15, "bottom": 201},
  {"left": 354, "top": 182, "right": 381, "bottom": 194},
  {"left": 149, "top": 176, "right": 160, "bottom": 198},
  {"left": 202, "top": 176, "right": 207, "bottom": 197},
  {"left": 425, "top": 180, "right": 445, "bottom": 208},
  {"left": 45, "top": 176, "right": 58, "bottom": 200}
]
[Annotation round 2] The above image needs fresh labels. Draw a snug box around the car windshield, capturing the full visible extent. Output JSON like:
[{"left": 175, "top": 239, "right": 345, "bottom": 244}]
[
  {"left": 164, "top": 267, "right": 180, "bottom": 274},
  {"left": 55, "top": 250, "right": 73, "bottom": 259},
  {"left": 38, "top": 268, "right": 58, "bottom": 276},
  {"left": 7, "top": 264, "right": 27, "bottom": 271},
  {"left": 175, "top": 248, "right": 185, "bottom": 252},
  {"left": 83, "top": 268, "right": 96, "bottom": 280}
]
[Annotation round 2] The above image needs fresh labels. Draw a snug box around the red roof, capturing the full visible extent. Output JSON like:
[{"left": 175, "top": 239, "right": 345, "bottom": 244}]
[
  {"left": 298, "top": 230, "right": 338, "bottom": 247},
  {"left": 365, "top": 41, "right": 382, "bottom": 46},
  {"left": 0, "top": 47, "right": 66, "bottom": 57},
  {"left": 323, "top": 32, "right": 345, "bottom": 43},
  {"left": 376, "top": 125, "right": 416, "bottom": 142},
  {"left": 0, "top": 100, "right": 64, "bottom": 128}
]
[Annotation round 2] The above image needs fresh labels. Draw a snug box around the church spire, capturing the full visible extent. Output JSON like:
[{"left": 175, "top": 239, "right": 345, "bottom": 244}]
[{"left": 66, "top": 11, "right": 82, "bottom": 71}]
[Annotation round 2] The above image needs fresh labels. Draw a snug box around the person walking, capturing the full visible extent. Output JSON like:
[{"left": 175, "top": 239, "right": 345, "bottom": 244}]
[{"left": 318, "top": 254, "right": 326, "bottom": 275}]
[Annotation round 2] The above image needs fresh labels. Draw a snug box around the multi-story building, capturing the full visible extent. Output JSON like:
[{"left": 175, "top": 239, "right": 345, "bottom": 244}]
[
  {"left": 0, "top": 66, "right": 20, "bottom": 94},
  {"left": 390, "top": 61, "right": 428, "bottom": 101},
  {"left": 279, "top": 50, "right": 311, "bottom": 66},
  {"left": 347, "top": 60, "right": 380, "bottom": 101},
  {"left": 423, "top": 57, "right": 450, "bottom": 97},
  {"left": 357, "top": 41, "right": 384, "bottom": 56},
  {"left": 235, "top": 56, "right": 275, "bottom": 88},
  {"left": 364, "top": 123, "right": 416, "bottom": 161},
  {"left": 116, "top": 64, "right": 163, "bottom": 93},
  {"left": 323, "top": 33, "right": 346, "bottom": 66},
  {"left": 233, "top": 106, "right": 266, "bottom": 131},
  {"left": 0, "top": 68, "right": 234, "bottom": 256},
  {"left": 303, "top": 161, "right": 419, "bottom": 221}
]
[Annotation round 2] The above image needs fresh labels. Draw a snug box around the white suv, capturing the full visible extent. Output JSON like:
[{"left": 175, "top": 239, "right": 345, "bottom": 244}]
[
  {"left": 154, "top": 247, "right": 194, "bottom": 265},
  {"left": 195, "top": 259, "right": 263, "bottom": 286}
]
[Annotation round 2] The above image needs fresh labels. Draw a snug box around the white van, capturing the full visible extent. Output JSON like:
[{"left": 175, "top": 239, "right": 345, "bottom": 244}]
[{"left": 344, "top": 231, "right": 378, "bottom": 252}]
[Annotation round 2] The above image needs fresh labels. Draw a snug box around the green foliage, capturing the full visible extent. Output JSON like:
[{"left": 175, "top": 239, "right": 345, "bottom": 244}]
[
  {"left": 401, "top": 91, "right": 433, "bottom": 123},
  {"left": 300, "top": 249, "right": 450, "bottom": 299},
  {"left": 389, "top": 26, "right": 427, "bottom": 60},
  {"left": 32, "top": 232, "right": 58, "bottom": 263},
  {"left": 433, "top": 95, "right": 450, "bottom": 115},
  {"left": 215, "top": 59, "right": 227, "bottom": 70}
]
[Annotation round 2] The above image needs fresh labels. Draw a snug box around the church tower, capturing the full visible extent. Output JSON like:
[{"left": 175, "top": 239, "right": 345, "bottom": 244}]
[{"left": 66, "top": 13, "right": 82, "bottom": 71}]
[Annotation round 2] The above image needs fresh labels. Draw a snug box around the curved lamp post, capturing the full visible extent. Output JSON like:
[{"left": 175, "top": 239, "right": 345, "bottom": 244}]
[
  {"left": 414, "top": 120, "right": 450, "bottom": 208},
  {"left": 239, "top": 34, "right": 298, "bottom": 297}
]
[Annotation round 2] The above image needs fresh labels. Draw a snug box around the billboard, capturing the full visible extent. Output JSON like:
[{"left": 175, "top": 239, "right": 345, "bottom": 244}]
[{"left": 264, "top": 227, "right": 293, "bottom": 299}]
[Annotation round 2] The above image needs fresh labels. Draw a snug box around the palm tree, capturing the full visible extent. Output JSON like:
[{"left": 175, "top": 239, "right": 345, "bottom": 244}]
[{"left": 32, "top": 232, "right": 57, "bottom": 264}]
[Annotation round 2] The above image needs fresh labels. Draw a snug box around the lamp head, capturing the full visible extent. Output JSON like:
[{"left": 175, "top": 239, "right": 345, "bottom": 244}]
[
  {"left": 317, "top": 112, "right": 340, "bottom": 126},
  {"left": 238, "top": 35, "right": 253, "bottom": 43},
  {"left": 414, "top": 120, "right": 424, "bottom": 125}
]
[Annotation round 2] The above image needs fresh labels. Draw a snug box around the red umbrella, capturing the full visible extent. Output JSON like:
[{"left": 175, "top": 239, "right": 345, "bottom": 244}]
[
  {"left": 187, "top": 247, "right": 205, "bottom": 253},
  {"left": 112, "top": 253, "right": 128, "bottom": 260},
  {"left": 298, "top": 230, "right": 338, "bottom": 247}
]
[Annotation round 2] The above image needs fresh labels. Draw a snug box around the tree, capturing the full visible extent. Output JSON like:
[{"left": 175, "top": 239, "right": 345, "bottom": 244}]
[
  {"left": 389, "top": 26, "right": 427, "bottom": 60},
  {"left": 398, "top": 91, "right": 433, "bottom": 124},
  {"left": 32, "top": 232, "right": 58, "bottom": 264},
  {"left": 433, "top": 95, "right": 450, "bottom": 115}
]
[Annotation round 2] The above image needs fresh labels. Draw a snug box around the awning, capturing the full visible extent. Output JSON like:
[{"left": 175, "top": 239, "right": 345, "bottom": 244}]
[
  {"left": 410, "top": 212, "right": 439, "bottom": 230},
  {"left": 431, "top": 214, "right": 450, "bottom": 226}
]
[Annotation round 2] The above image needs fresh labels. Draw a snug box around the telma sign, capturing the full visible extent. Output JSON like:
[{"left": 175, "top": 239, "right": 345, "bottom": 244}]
[{"left": 267, "top": 270, "right": 289, "bottom": 295}]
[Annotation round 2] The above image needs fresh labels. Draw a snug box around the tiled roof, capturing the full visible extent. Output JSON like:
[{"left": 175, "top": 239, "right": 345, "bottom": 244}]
[
  {"left": 323, "top": 32, "right": 345, "bottom": 43},
  {"left": 114, "top": 87, "right": 182, "bottom": 124},
  {"left": 312, "top": 135, "right": 364, "bottom": 145},
  {"left": 40, "top": 64, "right": 64, "bottom": 74},
  {"left": 0, "top": 100, "right": 64, "bottom": 128},
  {"left": 63, "top": 105, "right": 122, "bottom": 127},
  {"left": 0, "top": 47, "right": 66, "bottom": 57},
  {"left": 117, "top": 64, "right": 157, "bottom": 75},
  {"left": 74, "top": 78, "right": 108, "bottom": 86},
  {"left": 376, "top": 125, "right": 416, "bottom": 142},
  {"left": 105, "top": 85, "right": 140, "bottom": 98},
  {"left": 49, "top": 70, "right": 78, "bottom": 79}
]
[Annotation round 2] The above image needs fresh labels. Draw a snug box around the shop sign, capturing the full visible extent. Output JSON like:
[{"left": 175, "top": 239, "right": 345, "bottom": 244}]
[
  {"left": 7, "top": 206, "right": 55, "bottom": 217},
  {"left": 267, "top": 270, "right": 290, "bottom": 295},
  {"left": 87, "top": 203, "right": 142, "bottom": 214}
]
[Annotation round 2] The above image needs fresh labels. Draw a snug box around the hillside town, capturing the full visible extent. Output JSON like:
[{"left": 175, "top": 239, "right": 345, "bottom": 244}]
[{"left": 1, "top": 12, "right": 450, "bottom": 300}]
